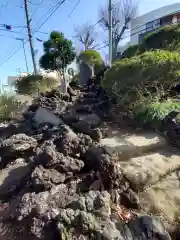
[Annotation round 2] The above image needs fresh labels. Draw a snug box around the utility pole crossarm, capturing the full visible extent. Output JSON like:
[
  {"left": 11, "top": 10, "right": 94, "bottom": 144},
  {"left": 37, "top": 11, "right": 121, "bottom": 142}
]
[{"left": 24, "top": 0, "right": 38, "bottom": 74}]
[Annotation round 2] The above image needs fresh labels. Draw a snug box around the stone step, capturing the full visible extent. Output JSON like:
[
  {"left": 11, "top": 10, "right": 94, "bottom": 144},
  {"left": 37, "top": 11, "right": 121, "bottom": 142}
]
[
  {"left": 139, "top": 171, "right": 180, "bottom": 232},
  {"left": 121, "top": 148, "right": 180, "bottom": 192},
  {"left": 100, "top": 132, "right": 166, "bottom": 160}
]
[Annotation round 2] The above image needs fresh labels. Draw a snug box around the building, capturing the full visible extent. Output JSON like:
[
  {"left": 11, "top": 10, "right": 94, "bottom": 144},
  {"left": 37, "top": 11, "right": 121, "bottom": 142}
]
[{"left": 130, "top": 3, "right": 180, "bottom": 46}]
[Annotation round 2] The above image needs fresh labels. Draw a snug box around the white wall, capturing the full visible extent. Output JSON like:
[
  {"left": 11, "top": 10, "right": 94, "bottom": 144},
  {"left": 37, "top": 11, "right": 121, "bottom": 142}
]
[
  {"left": 130, "top": 3, "right": 180, "bottom": 45},
  {"left": 118, "top": 42, "right": 131, "bottom": 54}
]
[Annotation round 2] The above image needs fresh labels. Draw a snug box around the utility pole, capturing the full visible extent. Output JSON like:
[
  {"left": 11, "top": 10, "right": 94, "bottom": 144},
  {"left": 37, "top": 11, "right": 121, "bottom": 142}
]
[
  {"left": 24, "top": 0, "right": 38, "bottom": 74},
  {"left": 15, "top": 38, "right": 29, "bottom": 73},
  {"left": 22, "top": 39, "right": 29, "bottom": 73},
  {"left": 108, "top": 0, "right": 113, "bottom": 67}
]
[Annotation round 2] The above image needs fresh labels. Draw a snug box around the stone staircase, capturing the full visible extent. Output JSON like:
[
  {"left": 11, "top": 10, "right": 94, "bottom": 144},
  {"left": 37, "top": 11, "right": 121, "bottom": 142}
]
[{"left": 100, "top": 123, "right": 180, "bottom": 233}]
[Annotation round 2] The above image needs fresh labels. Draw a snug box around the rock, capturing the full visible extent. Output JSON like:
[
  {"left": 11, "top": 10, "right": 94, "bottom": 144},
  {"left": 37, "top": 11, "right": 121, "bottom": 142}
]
[
  {"left": 85, "top": 147, "right": 127, "bottom": 190},
  {"left": 98, "top": 154, "right": 126, "bottom": 190},
  {"left": 54, "top": 124, "right": 79, "bottom": 156},
  {"left": 84, "top": 92, "right": 97, "bottom": 98},
  {"left": 33, "top": 107, "right": 63, "bottom": 126},
  {"left": 0, "top": 85, "right": 174, "bottom": 240},
  {"left": 84, "top": 146, "right": 106, "bottom": 171},
  {"left": 90, "top": 128, "right": 103, "bottom": 141},
  {"left": 120, "top": 189, "right": 140, "bottom": 209},
  {"left": 12, "top": 184, "right": 79, "bottom": 237},
  {"left": 79, "top": 114, "right": 101, "bottom": 128},
  {"left": 0, "top": 162, "right": 32, "bottom": 199},
  {"left": 75, "top": 105, "right": 93, "bottom": 114},
  {"left": 71, "top": 120, "right": 90, "bottom": 135},
  {"left": 53, "top": 125, "right": 93, "bottom": 157},
  {"left": 31, "top": 165, "right": 66, "bottom": 190},
  {"left": 79, "top": 97, "right": 98, "bottom": 105},
  {"left": 56, "top": 155, "right": 84, "bottom": 173},
  {"left": 0, "top": 134, "right": 37, "bottom": 162},
  {"left": 94, "top": 191, "right": 111, "bottom": 215},
  {"left": 36, "top": 144, "right": 84, "bottom": 173},
  {"left": 127, "top": 215, "right": 171, "bottom": 240},
  {"left": 76, "top": 171, "right": 98, "bottom": 192}
]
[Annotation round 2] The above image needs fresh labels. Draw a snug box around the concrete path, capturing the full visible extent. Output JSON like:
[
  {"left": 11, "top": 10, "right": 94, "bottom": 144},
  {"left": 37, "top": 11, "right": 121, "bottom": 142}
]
[{"left": 100, "top": 123, "right": 180, "bottom": 232}]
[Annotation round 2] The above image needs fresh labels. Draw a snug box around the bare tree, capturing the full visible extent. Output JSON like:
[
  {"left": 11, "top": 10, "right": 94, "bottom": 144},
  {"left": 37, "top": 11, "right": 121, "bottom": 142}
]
[
  {"left": 74, "top": 22, "right": 100, "bottom": 50},
  {"left": 100, "top": 0, "right": 138, "bottom": 59}
]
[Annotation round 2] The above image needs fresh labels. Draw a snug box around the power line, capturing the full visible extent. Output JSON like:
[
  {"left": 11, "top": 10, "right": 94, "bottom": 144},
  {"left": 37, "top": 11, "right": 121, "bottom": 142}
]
[
  {"left": 35, "top": 0, "right": 66, "bottom": 31},
  {"left": 34, "top": 0, "right": 61, "bottom": 27},
  {"left": 0, "top": 44, "right": 25, "bottom": 67},
  {"left": 0, "top": 0, "right": 67, "bottom": 68},
  {"left": 30, "top": 0, "right": 44, "bottom": 19},
  {"left": 0, "top": 28, "right": 28, "bottom": 35},
  {"left": 68, "top": 0, "right": 80, "bottom": 30},
  {"left": 68, "top": 0, "right": 80, "bottom": 16}
]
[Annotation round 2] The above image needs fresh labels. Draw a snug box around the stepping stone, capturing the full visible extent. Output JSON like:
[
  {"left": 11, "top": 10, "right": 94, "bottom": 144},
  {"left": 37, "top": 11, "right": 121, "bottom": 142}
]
[
  {"left": 121, "top": 148, "right": 180, "bottom": 191},
  {"left": 79, "top": 114, "right": 101, "bottom": 128},
  {"left": 100, "top": 132, "right": 166, "bottom": 159},
  {"left": 139, "top": 171, "right": 180, "bottom": 232}
]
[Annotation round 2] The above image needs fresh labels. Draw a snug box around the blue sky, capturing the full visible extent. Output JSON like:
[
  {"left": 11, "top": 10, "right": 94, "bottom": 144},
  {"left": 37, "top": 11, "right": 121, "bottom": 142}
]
[{"left": 0, "top": 0, "right": 180, "bottom": 85}]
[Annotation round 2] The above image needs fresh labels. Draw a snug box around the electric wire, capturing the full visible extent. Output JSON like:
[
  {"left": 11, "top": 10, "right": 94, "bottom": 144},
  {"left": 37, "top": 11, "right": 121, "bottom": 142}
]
[
  {"left": 0, "top": 0, "right": 67, "bottom": 67},
  {"left": 30, "top": 0, "right": 44, "bottom": 19}
]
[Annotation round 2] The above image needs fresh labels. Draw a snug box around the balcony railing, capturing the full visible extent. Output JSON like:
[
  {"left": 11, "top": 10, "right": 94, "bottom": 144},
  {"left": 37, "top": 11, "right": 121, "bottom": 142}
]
[{"left": 138, "top": 18, "right": 180, "bottom": 44}]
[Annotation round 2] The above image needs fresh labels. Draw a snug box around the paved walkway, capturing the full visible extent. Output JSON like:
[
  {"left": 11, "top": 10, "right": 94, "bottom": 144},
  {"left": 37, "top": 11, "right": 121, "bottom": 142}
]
[{"left": 100, "top": 123, "right": 180, "bottom": 232}]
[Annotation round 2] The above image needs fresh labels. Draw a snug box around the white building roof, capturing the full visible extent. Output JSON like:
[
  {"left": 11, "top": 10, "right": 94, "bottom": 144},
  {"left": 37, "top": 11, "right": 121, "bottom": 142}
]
[{"left": 132, "top": 3, "right": 180, "bottom": 28}]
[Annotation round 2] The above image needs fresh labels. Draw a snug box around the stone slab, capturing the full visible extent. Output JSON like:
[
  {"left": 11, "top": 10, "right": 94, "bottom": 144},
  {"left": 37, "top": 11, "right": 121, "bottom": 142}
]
[
  {"left": 33, "top": 107, "right": 64, "bottom": 126},
  {"left": 139, "top": 171, "right": 180, "bottom": 231},
  {"left": 100, "top": 133, "right": 166, "bottom": 159},
  {"left": 121, "top": 149, "right": 180, "bottom": 191},
  {"left": 79, "top": 114, "right": 101, "bottom": 128}
]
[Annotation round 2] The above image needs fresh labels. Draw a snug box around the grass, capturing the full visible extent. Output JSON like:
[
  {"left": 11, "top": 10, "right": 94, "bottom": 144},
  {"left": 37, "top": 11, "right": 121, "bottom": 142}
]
[
  {"left": 0, "top": 91, "right": 22, "bottom": 121},
  {"left": 133, "top": 98, "right": 180, "bottom": 130}
]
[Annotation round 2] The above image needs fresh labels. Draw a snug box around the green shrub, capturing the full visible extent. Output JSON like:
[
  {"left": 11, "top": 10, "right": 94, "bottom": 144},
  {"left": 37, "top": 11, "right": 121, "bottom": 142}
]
[
  {"left": 15, "top": 74, "right": 59, "bottom": 96},
  {"left": 142, "top": 22, "right": 180, "bottom": 51},
  {"left": 77, "top": 50, "right": 104, "bottom": 75},
  {"left": 0, "top": 92, "right": 21, "bottom": 121},
  {"left": 121, "top": 44, "right": 140, "bottom": 58},
  {"left": 102, "top": 50, "right": 180, "bottom": 105},
  {"left": 133, "top": 99, "right": 180, "bottom": 129}
]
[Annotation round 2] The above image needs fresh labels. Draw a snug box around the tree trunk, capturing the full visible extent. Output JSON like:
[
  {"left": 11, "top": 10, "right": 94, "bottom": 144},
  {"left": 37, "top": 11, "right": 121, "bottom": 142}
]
[{"left": 61, "top": 70, "right": 67, "bottom": 94}]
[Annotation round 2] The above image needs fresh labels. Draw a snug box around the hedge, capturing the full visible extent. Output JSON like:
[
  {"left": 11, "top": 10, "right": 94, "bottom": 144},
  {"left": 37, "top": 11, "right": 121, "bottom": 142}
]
[
  {"left": 77, "top": 50, "right": 104, "bottom": 74},
  {"left": 121, "top": 44, "right": 140, "bottom": 59},
  {"left": 15, "top": 74, "right": 59, "bottom": 96},
  {"left": 102, "top": 50, "right": 180, "bottom": 104},
  {"left": 142, "top": 22, "right": 180, "bottom": 51}
]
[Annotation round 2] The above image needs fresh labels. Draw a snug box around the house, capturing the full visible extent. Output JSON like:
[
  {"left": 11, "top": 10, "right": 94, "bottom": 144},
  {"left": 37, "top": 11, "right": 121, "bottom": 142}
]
[{"left": 129, "top": 3, "right": 180, "bottom": 46}]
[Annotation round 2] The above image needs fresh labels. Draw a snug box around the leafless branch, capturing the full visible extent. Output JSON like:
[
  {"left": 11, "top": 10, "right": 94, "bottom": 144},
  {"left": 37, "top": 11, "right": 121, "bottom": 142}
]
[
  {"left": 74, "top": 23, "right": 99, "bottom": 50},
  {"left": 99, "top": 0, "right": 138, "bottom": 57}
]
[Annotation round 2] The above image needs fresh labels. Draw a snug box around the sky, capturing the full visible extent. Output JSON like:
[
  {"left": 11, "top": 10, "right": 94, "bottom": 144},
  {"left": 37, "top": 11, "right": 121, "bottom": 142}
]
[{"left": 0, "top": 0, "right": 180, "bottom": 86}]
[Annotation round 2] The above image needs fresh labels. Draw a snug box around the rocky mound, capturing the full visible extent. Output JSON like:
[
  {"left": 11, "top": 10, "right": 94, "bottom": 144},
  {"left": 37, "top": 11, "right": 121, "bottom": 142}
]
[{"left": 0, "top": 86, "right": 171, "bottom": 239}]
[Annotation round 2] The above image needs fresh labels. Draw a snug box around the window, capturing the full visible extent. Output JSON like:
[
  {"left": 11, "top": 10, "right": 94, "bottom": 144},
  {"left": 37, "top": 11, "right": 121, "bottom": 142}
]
[{"left": 146, "top": 19, "right": 160, "bottom": 32}]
